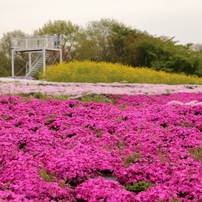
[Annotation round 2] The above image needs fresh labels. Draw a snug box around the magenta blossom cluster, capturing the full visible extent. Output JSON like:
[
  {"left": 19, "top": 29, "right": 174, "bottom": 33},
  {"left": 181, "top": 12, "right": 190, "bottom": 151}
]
[{"left": 0, "top": 93, "right": 202, "bottom": 201}]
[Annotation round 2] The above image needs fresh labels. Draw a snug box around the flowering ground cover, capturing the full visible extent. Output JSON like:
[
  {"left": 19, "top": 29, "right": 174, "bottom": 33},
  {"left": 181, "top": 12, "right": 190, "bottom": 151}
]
[
  {"left": 0, "top": 91, "right": 202, "bottom": 201},
  {"left": 39, "top": 60, "right": 202, "bottom": 85},
  {"left": 0, "top": 78, "right": 202, "bottom": 98}
]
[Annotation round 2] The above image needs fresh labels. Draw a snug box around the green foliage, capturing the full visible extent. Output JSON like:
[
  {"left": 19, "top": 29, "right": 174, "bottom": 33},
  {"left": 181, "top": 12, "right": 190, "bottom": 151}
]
[
  {"left": 189, "top": 147, "right": 202, "bottom": 160},
  {"left": 39, "top": 168, "right": 56, "bottom": 182},
  {"left": 115, "top": 142, "right": 128, "bottom": 148},
  {"left": 0, "top": 30, "right": 26, "bottom": 59},
  {"left": 111, "top": 24, "right": 139, "bottom": 65},
  {"left": 129, "top": 34, "right": 160, "bottom": 67},
  {"left": 158, "top": 199, "right": 181, "bottom": 202},
  {"left": 124, "top": 181, "right": 155, "bottom": 194},
  {"left": 12, "top": 92, "right": 113, "bottom": 104},
  {"left": 36, "top": 20, "right": 82, "bottom": 61},
  {"left": 78, "top": 94, "right": 112, "bottom": 103},
  {"left": 0, "top": 30, "right": 27, "bottom": 77},
  {"left": 130, "top": 36, "right": 202, "bottom": 76},
  {"left": 73, "top": 39, "right": 98, "bottom": 61},
  {"left": 39, "top": 168, "right": 68, "bottom": 190},
  {"left": 32, "top": 66, "right": 43, "bottom": 80},
  {"left": 153, "top": 43, "right": 202, "bottom": 76},
  {"left": 14, "top": 92, "right": 70, "bottom": 101},
  {"left": 74, "top": 18, "right": 129, "bottom": 63},
  {"left": 0, "top": 51, "right": 11, "bottom": 76},
  {"left": 123, "top": 152, "right": 142, "bottom": 167},
  {"left": 31, "top": 92, "right": 44, "bottom": 99}
]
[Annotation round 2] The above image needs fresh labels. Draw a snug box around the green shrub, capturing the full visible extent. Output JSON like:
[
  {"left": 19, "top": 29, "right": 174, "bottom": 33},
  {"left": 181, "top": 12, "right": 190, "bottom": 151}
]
[
  {"left": 189, "top": 147, "right": 202, "bottom": 160},
  {"left": 124, "top": 181, "right": 155, "bottom": 193},
  {"left": 123, "top": 152, "right": 141, "bottom": 167}
]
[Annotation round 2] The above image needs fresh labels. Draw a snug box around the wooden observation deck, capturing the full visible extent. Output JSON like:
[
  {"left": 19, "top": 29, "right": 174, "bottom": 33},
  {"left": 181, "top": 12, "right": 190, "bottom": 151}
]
[{"left": 11, "top": 35, "right": 62, "bottom": 77}]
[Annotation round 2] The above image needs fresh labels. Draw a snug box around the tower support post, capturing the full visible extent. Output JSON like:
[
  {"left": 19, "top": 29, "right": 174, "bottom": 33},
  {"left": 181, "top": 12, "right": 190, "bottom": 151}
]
[
  {"left": 43, "top": 49, "right": 46, "bottom": 75},
  {"left": 28, "top": 52, "right": 32, "bottom": 73},
  {"left": 59, "top": 49, "right": 62, "bottom": 63},
  {"left": 11, "top": 50, "right": 15, "bottom": 77}
]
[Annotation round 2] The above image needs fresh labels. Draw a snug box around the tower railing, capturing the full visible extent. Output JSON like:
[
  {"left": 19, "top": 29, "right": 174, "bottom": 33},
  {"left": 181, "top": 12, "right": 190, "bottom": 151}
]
[
  {"left": 11, "top": 36, "right": 55, "bottom": 51},
  {"left": 11, "top": 35, "right": 62, "bottom": 77}
]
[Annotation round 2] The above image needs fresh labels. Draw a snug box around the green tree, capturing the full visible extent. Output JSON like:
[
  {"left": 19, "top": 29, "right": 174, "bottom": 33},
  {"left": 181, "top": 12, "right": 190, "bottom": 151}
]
[
  {"left": 121, "top": 32, "right": 202, "bottom": 76},
  {"left": 0, "top": 30, "right": 27, "bottom": 76},
  {"left": 150, "top": 41, "right": 202, "bottom": 76},
  {"left": 0, "top": 51, "right": 11, "bottom": 76},
  {"left": 74, "top": 18, "right": 127, "bottom": 62},
  {"left": 129, "top": 35, "right": 166, "bottom": 67},
  {"left": 110, "top": 23, "right": 139, "bottom": 65},
  {"left": 73, "top": 39, "right": 97, "bottom": 61},
  {"left": 35, "top": 20, "right": 82, "bottom": 61},
  {"left": 0, "top": 30, "right": 26, "bottom": 59}
]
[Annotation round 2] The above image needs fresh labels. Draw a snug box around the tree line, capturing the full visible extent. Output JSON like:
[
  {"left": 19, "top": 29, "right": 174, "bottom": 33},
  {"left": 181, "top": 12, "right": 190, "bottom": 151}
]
[{"left": 0, "top": 18, "right": 202, "bottom": 77}]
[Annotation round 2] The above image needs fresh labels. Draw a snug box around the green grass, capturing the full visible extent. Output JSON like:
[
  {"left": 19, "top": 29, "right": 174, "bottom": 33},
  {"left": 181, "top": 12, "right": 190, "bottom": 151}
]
[
  {"left": 77, "top": 94, "right": 113, "bottom": 103},
  {"left": 8, "top": 92, "right": 115, "bottom": 103},
  {"left": 9, "top": 92, "right": 70, "bottom": 101}
]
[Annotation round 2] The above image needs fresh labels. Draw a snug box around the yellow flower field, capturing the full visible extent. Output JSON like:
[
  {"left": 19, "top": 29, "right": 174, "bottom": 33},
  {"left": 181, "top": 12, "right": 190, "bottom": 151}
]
[{"left": 40, "top": 60, "right": 202, "bottom": 84}]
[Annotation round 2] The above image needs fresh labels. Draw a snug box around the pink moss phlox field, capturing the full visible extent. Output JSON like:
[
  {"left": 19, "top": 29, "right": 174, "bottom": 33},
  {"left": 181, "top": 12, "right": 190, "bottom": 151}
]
[
  {"left": 74, "top": 177, "right": 135, "bottom": 202},
  {"left": 0, "top": 93, "right": 202, "bottom": 201},
  {"left": 0, "top": 79, "right": 202, "bottom": 96}
]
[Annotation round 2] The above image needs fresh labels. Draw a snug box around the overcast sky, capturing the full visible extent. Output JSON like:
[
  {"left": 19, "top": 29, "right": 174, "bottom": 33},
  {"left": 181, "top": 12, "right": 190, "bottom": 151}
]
[{"left": 1, "top": 0, "right": 202, "bottom": 45}]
